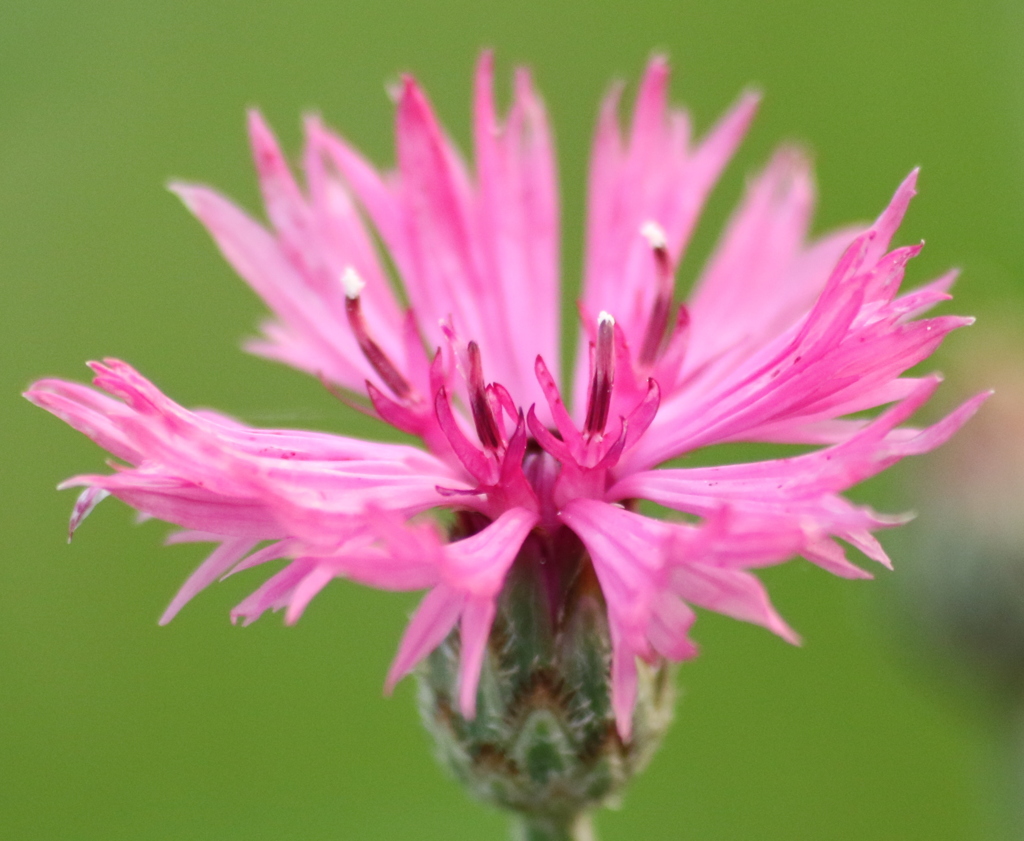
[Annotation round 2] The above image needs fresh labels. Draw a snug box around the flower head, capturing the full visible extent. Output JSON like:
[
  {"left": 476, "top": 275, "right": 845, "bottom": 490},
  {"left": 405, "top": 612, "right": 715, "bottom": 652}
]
[{"left": 28, "top": 52, "right": 986, "bottom": 742}]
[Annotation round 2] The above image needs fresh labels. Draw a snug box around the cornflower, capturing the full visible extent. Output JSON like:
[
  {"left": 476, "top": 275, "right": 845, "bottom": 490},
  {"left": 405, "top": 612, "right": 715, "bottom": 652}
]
[{"left": 27, "top": 52, "right": 986, "bottom": 836}]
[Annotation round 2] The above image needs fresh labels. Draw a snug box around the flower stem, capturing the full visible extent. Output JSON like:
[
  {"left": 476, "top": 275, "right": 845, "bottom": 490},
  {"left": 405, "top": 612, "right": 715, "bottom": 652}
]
[{"left": 509, "top": 812, "right": 596, "bottom": 841}]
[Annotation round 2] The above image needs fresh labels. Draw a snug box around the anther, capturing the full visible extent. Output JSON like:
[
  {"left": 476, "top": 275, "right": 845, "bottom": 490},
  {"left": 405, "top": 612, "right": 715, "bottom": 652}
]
[
  {"left": 342, "top": 266, "right": 366, "bottom": 299},
  {"left": 342, "top": 267, "right": 413, "bottom": 400},
  {"left": 584, "top": 311, "right": 616, "bottom": 438},
  {"left": 638, "top": 221, "right": 675, "bottom": 367},
  {"left": 640, "top": 221, "right": 667, "bottom": 251},
  {"left": 467, "top": 341, "right": 503, "bottom": 451}
]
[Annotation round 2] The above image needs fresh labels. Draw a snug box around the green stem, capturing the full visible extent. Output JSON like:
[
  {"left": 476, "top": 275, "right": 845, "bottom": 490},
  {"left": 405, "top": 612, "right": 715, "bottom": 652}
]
[{"left": 509, "top": 812, "right": 596, "bottom": 841}]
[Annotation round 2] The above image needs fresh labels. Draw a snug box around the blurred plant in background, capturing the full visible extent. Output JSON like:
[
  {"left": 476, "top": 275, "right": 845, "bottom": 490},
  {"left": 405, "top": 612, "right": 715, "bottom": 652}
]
[{"left": 900, "top": 326, "right": 1024, "bottom": 838}]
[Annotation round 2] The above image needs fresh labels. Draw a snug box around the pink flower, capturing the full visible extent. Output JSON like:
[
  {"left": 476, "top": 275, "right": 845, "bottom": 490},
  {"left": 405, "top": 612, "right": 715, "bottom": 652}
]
[{"left": 27, "top": 53, "right": 987, "bottom": 739}]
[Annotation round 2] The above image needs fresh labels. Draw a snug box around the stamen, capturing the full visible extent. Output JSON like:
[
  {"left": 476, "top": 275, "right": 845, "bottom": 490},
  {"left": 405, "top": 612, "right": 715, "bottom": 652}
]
[
  {"left": 584, "top": 311, "right": 615, "bottom": 438},
  {"left": 467, "top": 341, "right": 503, "bottom": 451},
  {"left": 638, "top": 221, "right": 675, "bottom": 367},
  {"left": 342, "top": 267, "right": 413, "bottom": 400}
]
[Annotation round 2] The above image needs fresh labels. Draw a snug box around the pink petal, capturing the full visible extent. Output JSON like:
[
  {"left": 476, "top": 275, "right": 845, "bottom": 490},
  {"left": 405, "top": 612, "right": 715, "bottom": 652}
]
[
  {"left": 457, "top": 596, "right": 496, "bottom": 717},
  {"left": 67, "top": 487, "right": 110, "bottom": 542},
  {"left": 579, "top": 60, "right": 758, "bottom": 382},
  {"left": 172, "top": 183, "right": 375, "bottom": 392},
  {"left": 610, "top": 623, "right": 640, "bottom": 741},
  {"left": 284, "top": 563, "right": 336, "bottom": 624},
  {"left": 442, "top": 506, "right": 538, "bottom": 596},
  {"left": 670, "top": 562, "right": 800, "bottom": 645},
  {"left": 472, "top": 53, "right": 561, "bottom": 406},
  {"left": 385, "top": 583, "right": 464, "bottom": 693},
  {"left": 686, "top": 147, "right": 817, "bottom": 374},
  {"left": 160, "top": 537, "right": 258, "bottom": 624},
  {"left": 232, "top": 558, "right": 316, "bottom": 625}
]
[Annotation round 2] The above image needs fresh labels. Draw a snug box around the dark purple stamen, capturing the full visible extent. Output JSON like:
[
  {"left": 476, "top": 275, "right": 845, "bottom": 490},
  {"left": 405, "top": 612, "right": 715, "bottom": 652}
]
[
  {"left": 639, "top": 223, "right": 676, "bottom": 367},
  {"left": 467, "top": 341, "right": 503, "bottom": 450},
  {"left": 343, "top": 271, "right": 413, "bottom": 400},
  {"left": 583, "top": 312, "right": 615, "bottom": 438}
]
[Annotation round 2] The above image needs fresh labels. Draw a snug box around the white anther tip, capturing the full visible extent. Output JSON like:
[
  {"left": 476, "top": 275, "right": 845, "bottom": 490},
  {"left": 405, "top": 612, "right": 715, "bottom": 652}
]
[
  {"left": 598, "top": 310, "right": 615, "bottom": 327},
  {"left": 341, "top": 266, "right": 366, "bottom": 299},
  {"left": 640, "top": 221, "right": 667, "bottom": 250}
]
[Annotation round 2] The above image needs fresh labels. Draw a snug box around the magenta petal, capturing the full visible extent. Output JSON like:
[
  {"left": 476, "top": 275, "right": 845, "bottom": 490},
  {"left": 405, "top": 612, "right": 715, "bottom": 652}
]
[
  {"left": 472, "top": 52, "right": 561, "bottom": 407},
  {"left": 443, "top": 507, "right": 538, "bottom": 596},
  {"left": 671, "top": 563, "right": 800, "bottom": 645},
  {"left": 160, "top": 537, "right": 258, "bottom": 625},
  {"left": 866, "top": 169, "right": 918, "bottom": 264},
  {"left": 434, "top": 387, "right": 496, "bottom": 483}
]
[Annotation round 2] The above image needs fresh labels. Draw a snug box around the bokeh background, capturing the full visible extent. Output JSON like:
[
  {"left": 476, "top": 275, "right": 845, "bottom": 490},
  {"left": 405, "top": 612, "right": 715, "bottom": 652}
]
[{"left": 4, "top": 1, "right": 1024, "bottom": 838}]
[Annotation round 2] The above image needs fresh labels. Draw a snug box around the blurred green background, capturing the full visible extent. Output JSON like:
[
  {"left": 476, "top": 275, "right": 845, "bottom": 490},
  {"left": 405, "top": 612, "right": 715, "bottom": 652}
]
[{"left": 3, "top": 0, "right": 1024, "bottom": 838}]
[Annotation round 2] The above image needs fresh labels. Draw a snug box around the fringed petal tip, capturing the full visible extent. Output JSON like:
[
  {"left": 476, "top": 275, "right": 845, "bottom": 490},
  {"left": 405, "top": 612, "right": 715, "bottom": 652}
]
[
  {"left": 21, "top": 387, "right": 45, "bottom": 408},
  {"left": 283, "top": 565, "right": 335, "bottom": 626},
  {"left": 166, "top": 180, "right": 202, "bottom": 210},
  {"left": 66, "top": 487, "right": 110, "bottom": 542},
  {"left": 612, "top": 674, "right": 637, "bottom": 742},
  {"left": 736, "top": 86, "right": 764, "bottom": 111},
  {"left": 772, "top": 615, "right": 802, "bottom": 647}
]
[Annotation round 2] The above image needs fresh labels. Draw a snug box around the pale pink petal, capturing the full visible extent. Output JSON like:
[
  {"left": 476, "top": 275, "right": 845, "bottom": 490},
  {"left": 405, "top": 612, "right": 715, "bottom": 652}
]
[
  {"left": 172, "top": 184, "right": 375, "bottom": 392},
  {"left": 802, "top": 538, "right": 875, "bottom": 580},
  {"left": 226, "top": 539, "right": 297, "bottom": 575},
  {"left": 558, "top": 499, "right": 671, "bottom": 738},
  {"left": 647, "top": 592, "right": 699, "bottom": 661},
  {"left": 67, "top": 487, "right": 110, "bottom": 542},
  {"left": 231, "top": 559, "right": 316, "bottom": 626},
  {"left": 457, "top": 596, "right": 496, "bottom": 717},
  {"left": 284, "top": 563, "right": 336, "bottom": 624},
  {"left": 610, "top": 623, "right": 640, "bottom": 741},
  {"left": 59, "top": 475, "right": 285, "bottom": 539}
]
